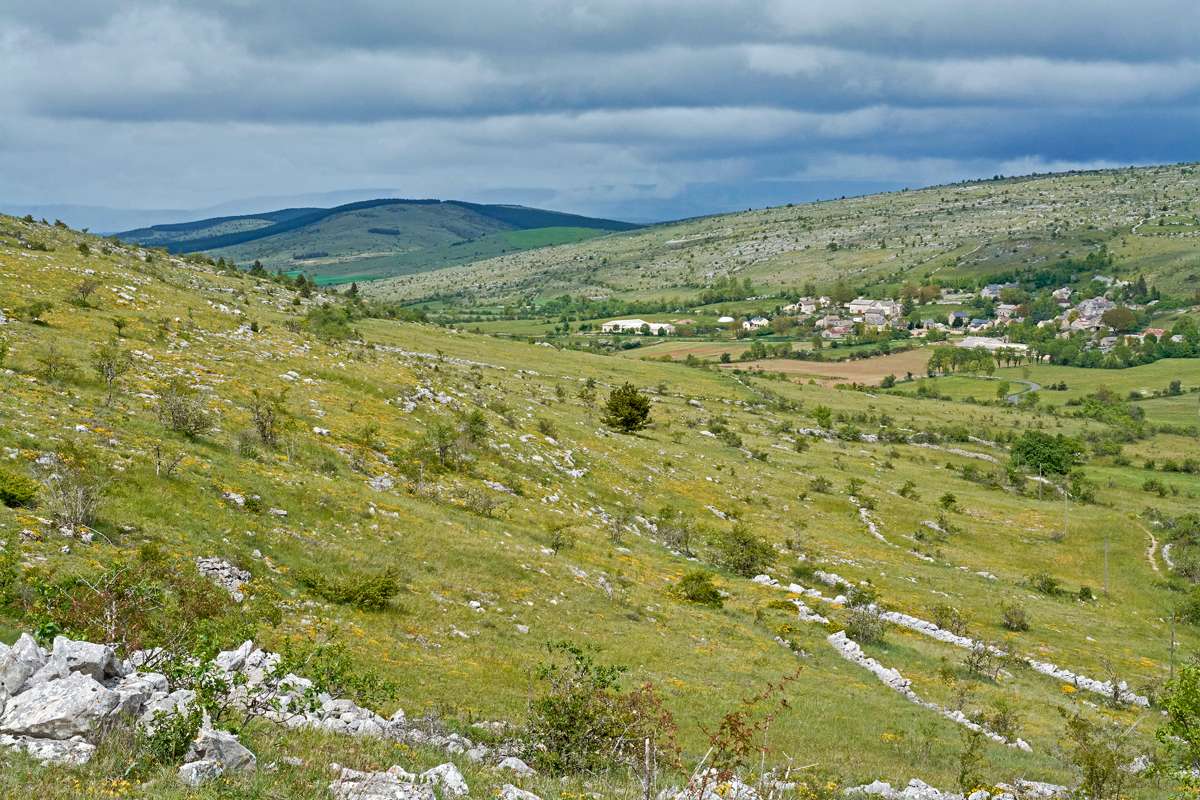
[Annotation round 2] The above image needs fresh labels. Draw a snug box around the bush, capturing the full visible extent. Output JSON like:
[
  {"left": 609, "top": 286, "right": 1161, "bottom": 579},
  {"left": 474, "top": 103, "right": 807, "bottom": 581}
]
[
  {"left": 42, "top": 465, "right": 105, "bottom": 529},
  {"left": 929, "top": 604, "right": 968, "bottom": 636},
  {"left": 845, "top": 606, "right": 887, "bottom": 644},
  {"left": 249, "top": 388, "right": 288, "bottom": 448},
  {"left": 1001, "top": 603, "right": 1030, "bottom": 632},
  {"left": 0, "top": 535, "right": 19, "bottom": 608},
  {"left": 710, "top": 523, "right": 775, "bottom": 577},
  {"left": 296, "top": 568, "right": 401, "bottom": 611},
  {"left": 523, "top": 642, "right": 677, "bottom": 776},
  {"left": 671, "top": 570, "right": 723, "bottom": 608},
  {"left": 0, "top": 466, "right": 38, "bottom": 508},
  {"left": 157, "top": 377, "right": 212, "bottom": 437},
  {"left": 276, "top": 635, "right": 399, "bottom": 711},
  {"left": 1028, "top": 572, "right": 1062, "bottom": 596},
  {"left": 1010, "top": 430, "right": 1083, "bottom": 476},
  {"left": 602, "top": 382, "right": 651, "bottom": 433},
  {"left": 137, "top": 707, "right": 203, "bottom": 767}
]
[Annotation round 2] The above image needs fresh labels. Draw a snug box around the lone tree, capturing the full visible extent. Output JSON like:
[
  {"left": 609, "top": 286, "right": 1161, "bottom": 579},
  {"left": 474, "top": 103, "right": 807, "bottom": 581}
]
[
  {"left": 602, "top": 382, "right": 651, "bottom": 433},
  {"left": 1010, "top": 430, "right": 1083, "bottom": 476}
]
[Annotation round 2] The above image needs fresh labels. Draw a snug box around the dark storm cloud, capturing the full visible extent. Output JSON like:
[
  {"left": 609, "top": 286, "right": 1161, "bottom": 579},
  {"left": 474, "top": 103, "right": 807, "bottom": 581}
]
[{"left": 1, "top": 1, "right": 1196, "bottom": 222}]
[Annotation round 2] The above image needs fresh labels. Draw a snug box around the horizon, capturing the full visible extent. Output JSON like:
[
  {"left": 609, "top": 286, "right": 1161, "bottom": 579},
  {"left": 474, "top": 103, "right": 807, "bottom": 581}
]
[{"left": 5, "top": 160, "right": 1177, "bottom": 234}]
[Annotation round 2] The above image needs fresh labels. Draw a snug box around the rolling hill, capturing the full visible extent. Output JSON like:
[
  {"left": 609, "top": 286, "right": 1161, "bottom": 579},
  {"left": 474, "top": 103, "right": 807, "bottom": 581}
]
[
  {"left": 365, "top": 163, "right": 1200, "bottom": 308},
  {"left": 116, "top": 198, "right": 639, "bottom": 284},
  {"left": 1, "top": 208, "right": 1200, "bottom": 798}
]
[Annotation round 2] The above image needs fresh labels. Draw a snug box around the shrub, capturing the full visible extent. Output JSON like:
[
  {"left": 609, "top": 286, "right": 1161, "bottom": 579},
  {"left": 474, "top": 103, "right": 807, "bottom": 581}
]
[
  {"left": 157, "top": 377, "right": 212, "bottom": 437},
  {"left": 523, "top": 642, "right": 678, "bottom": 777},
  {"left": 0, "top": 535, "right": 19, "bottom": 608},
  {"left": 1001, "top": 603, "right": 1030, "bottom": 632},
  {"left": 929, "top": 604, "right": 968, "bottom": 636},
  {"left": 137, "top": 707, "right": 203, "bottom": 767},
  {"left": 710, "top": 523, "right": 775, "bottom": 577},
  {"left": 672, "top": 570, "right": 723, "bottom": 608},
  {"left": 845, "top": 606, "right": 887, "bottom": 645},
  {"left": 249, "top": 388, "right": 289, "bottom": 448},
  {"left": 1028, "top": 572, "right": 1062, "bottom": 596},
  {"left": 1010, "top": 430, "right": 1083, "bottom": 476},
  {"left": 42, "top": 465, "right": 105, "bottom": 529},
  {"left": 276, "top": 635, "right": 399, "bottom": 711},
  {"left": 602, "top": 382, "right": 651, "bottom": 433},
  {"left": 0, "top": 466, "right": 38, "bottom": 508},
  {"left": 296, "top": 567, "right": 401, "bottom": 611}
]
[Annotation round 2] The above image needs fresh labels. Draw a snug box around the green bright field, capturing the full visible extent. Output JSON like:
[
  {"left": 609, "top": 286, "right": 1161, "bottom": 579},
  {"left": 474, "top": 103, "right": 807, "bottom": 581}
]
[{"left": 2, "top": 190, "right": 1200, "bottom": 798}]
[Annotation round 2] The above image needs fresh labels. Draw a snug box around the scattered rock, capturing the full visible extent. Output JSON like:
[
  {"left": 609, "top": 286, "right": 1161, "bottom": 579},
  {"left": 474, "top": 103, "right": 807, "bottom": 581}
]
[
  {"left": 196, "top": 556, "right": 251, "bottom": 602},
  {"left": 179, "top": 759, "right": 225, "bottom": 787},
  {"left": 497, "top": 756, "right": 535, "bottom": 776}
]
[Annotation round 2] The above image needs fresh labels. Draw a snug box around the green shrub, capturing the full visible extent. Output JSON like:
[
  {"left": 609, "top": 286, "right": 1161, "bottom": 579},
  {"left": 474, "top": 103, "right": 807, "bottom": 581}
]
[
  {"left": 710, "top": 523, "right": 775, "bottom": 578},
  {"left": 1001, "top": 603, "right": 1030, "bottom": 632},
  {"left": 523, "top": 642, "right": 678, "bottom": 777},
  {"left": 0, "top": 535, "right": 19, "bottom": 608},
  {"left": 296, "top": 567, "right": 401, "bottom": 611},
  {"left": 137, "top": 707, "right": 203, "bottom": 768},
  {"left": 0, "top": 466, "right": 38, "bottom": 508},
  {"left": 845, "top": 606, "right": 887, "bottom": 644},
  {"left": 276, "top": 635, "right": 399, "bottom": 711},
  {"left": 671, "top": 570, "right": 723, "bottom": 608}
]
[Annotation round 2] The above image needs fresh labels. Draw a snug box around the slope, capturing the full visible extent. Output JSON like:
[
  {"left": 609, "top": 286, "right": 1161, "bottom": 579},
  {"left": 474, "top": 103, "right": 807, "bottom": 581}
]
[
  {"left": 116, "top": 198, "right": 639, "bottom": 284},
  {"left": 366, "top": 163, "right": 1200, "bottom": 307},
  {"left": 0, "top": 214, "right": 1196, "bottom": 798}
]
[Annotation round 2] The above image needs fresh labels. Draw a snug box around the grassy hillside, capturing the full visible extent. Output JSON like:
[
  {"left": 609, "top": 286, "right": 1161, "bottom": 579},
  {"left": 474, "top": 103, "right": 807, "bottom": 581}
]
[
  {"left": 116, "top": 199, "right": 637, "bottom": 284},
  {"left": 366, "top": 164, "right": 1200, "bottom": 308},
  {"left": 1, "top": 215, "right": 1199, "bottom": 798}
]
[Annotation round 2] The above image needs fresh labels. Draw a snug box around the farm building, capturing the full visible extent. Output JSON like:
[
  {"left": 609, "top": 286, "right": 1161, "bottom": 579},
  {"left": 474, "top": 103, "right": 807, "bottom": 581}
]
[{"left": 600, "top": 319, "right": 676, "bottom": 335}]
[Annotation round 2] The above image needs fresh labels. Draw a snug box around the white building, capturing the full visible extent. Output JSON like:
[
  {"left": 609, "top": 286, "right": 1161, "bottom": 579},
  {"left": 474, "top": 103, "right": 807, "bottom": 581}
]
[
  {"left": 847, "top": 298, "right": 901, "bottom": 318},
  {"left": 742, "top": 316, "right": 770, "bottom": 331},
  {"left": 600, "top": 319, "right": 675, "bottom": 335},
  {"left": 955, "top": 336, "right": 1028, "bottom": 353}
]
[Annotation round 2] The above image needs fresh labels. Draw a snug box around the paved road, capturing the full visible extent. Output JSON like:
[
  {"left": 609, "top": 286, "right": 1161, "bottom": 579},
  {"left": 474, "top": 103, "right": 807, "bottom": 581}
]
[{"left": 1005, "top": 379, "right": 1041, "bottom": 404}]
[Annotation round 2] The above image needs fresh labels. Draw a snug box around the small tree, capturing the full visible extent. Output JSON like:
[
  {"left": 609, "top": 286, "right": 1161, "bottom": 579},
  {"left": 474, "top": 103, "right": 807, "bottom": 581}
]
[
  {"left": 602, "top": 382, "right": 651, "bottom": 433},
  {"left": 710, "top": 522, "right": 775, "bottom": 577},
  {"left": 90, "top": 339, "right": 132, "bottom": 405},
  {"left": 249, "top": 387, "right": 289, "bottom": 448},
  {"left": 36, "top": 341, "right": 76, "bottom": 382}
]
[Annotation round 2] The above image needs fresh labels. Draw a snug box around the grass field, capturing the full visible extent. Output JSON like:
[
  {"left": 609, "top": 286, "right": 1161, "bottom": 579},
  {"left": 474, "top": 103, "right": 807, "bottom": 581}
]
[{"left": 2, "top": 213, "right": 1200, "bottom": 797}]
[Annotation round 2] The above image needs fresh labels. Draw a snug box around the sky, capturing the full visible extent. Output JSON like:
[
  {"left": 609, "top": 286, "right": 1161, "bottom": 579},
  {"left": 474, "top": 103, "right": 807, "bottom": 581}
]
[{"left": 1, "top": 1, "right": 1198, "bottom": 226}]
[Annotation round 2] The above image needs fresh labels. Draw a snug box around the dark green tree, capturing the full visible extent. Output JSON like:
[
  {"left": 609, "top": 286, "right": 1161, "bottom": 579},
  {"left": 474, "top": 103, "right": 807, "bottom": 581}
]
[{"left": 602, "top": 382, "right": 651, "bottom": 433}]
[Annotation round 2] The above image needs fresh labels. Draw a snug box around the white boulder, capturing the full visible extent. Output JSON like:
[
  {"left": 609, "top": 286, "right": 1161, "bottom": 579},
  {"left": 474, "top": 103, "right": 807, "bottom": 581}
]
[{"left": 0, "top": 673, "right": 119, "bottom": 739}]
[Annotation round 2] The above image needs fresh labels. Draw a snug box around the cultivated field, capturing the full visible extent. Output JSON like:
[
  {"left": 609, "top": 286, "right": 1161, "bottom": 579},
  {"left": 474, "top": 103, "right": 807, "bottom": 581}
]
[{"left": 721, "top": 347, "right": 932, "bottom": 384}]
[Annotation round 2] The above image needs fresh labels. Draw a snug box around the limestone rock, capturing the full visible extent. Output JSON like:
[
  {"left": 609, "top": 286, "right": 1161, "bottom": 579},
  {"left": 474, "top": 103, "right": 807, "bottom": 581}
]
[
  {"left": 187, "top": 726, "right": 257, "bottom": 773},
  {"left": 0, "top": 673, "right": 119, "bottom": 739},
  {"left": 499, "top": 786, "right": 543, "bottom": 800},
  {"left": 0, "top": 733, "right": 96, "bottom": 765},
  {"left": 0, "top": 634, "right": 45, "bottom": 695},
  {"left": 497, "top": 756, "right": 535, "bottom": 776},
  {"left": 329, "top": 766, "right": 436, "bottom": 800},
  {"left": 196, "top": 556, "right": 251, "bottom": 602},
  {"left": 179, "top": 759, "right": 225, "bottom": 787},
  {"left": 420, "top": 762, "right": 469, "bottom": 797}
]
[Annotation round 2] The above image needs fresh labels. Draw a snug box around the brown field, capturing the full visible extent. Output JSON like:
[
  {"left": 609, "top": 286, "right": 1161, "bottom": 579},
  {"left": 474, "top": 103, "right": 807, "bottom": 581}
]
[
  {"left": 616, "top": 339, "right": 751, "bottom": 360},
  {"left": 719, "top": 347, "right": 932, "bottom": 385}
]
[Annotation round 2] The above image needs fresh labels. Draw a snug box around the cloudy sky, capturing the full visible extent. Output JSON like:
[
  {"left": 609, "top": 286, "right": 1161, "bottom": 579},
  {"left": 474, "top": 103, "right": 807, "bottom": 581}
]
[{"left": 2, "top": 1, "right": 1198, "bottom": 225}]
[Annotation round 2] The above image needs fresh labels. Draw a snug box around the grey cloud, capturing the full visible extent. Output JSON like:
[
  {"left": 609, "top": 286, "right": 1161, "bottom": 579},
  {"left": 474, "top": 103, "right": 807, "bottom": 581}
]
[{"left": 0, "top": 1, "right": 1195, "bottom": 221}]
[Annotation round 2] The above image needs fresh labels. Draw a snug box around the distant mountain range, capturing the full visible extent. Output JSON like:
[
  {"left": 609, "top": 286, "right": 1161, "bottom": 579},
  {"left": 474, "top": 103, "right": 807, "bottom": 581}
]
[{"left": 113, "top": 198, "right": 639, "bottom": 284}]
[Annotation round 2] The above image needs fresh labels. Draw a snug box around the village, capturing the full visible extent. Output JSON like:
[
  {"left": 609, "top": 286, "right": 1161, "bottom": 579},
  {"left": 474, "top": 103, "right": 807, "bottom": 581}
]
[{"left": 595, "top": 268, "right": 1192, "bottom": 369}]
